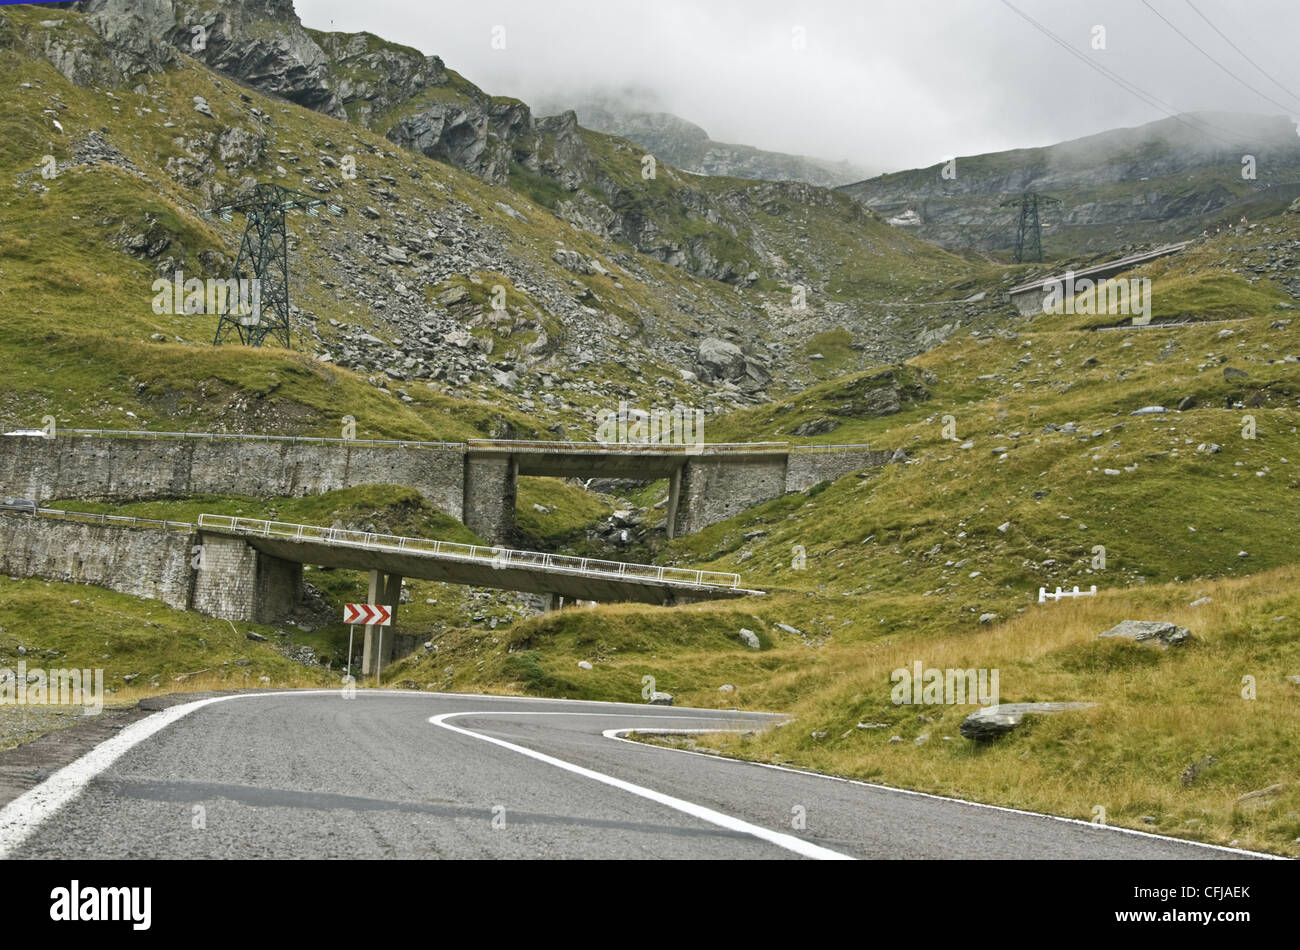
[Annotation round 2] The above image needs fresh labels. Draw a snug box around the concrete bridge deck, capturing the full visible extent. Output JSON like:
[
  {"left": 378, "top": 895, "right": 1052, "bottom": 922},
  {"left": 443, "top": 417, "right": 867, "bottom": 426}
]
[
  {"left": 0, "top": 430, "right": 898, "bottom": 542},
  {"left": 194, "top": 514, "right": 756, "bottom": 605},
  {"left": 1007, "top": 242, "right": 1192, "bottom": 316},
  {"left": 0, "top": 507, "right": 761, "bottom": 674}
]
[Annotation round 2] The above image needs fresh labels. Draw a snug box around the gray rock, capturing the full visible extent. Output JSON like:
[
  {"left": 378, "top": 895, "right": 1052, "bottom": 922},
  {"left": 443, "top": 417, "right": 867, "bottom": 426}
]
[
  {"left": 737, "top": 628, "right": 761, "bottom": 650},
  {"left": 792, "top": 416, "right": 838, "bottom": 437},
  {"left": 245, "top": 631, "right": 268, "bottom": 642},
  {"left": 1098, "top": 620, "right": 1192, "bottom": 648},
  {"left": 1234, "top": 784, "right": 1284, "bottom": 811},
  {"left": 960, "top": 702, "right": 1097, "bottom": 741},
  {"left": 648, "top": 691, "right": 673, "bottom": 706},
  {"left": 576, "top": 660, "right": 592, "bottom": 670},
  {"left": 552, "top": 248, "right": 593, "bottom": 275},
  {"left": 697, "top": 337, "right": 747, "bottom": 381},
  {"left": 1180, "top": 755, "right": 1216, "bottom": 787}
]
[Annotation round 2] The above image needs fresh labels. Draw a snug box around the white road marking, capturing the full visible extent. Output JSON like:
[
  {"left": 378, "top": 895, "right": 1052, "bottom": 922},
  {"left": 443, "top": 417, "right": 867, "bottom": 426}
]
[
  {"left": 0, "top": 689, "right": 339, "bottom": 858},
  {"left": 601, "top": 729, "right": 1284, "bottom": 860},
  {"left": 430, "top": 711, "right": 853, "bottom": 860}
]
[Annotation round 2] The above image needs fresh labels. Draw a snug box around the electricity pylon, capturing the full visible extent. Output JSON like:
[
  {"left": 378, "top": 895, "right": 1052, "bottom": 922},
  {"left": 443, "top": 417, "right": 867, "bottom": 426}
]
[
  {"left": 1000, "top": 192, "right": 1060, "bottom": 263},
  {"left": 202, "top": 184, "right": 343, "bottom": 348}
]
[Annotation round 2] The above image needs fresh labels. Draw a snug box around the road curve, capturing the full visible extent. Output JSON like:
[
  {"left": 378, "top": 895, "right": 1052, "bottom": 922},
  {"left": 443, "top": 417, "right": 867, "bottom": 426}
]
[{"left": 0, "top": 691, "right": 1266, "bottom": 860}]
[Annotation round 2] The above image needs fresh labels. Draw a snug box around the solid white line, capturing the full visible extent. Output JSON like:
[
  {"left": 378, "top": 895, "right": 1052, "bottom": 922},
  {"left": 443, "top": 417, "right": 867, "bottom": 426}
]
[
  {"left": 428, "top": 711, "right": 853, "bottom": 860},
  {"left": 0, "top": 689, "right": 339, "bottom": 859},
  {"left": 600, "top": 729, "right": 1285, "bottom": 860}
]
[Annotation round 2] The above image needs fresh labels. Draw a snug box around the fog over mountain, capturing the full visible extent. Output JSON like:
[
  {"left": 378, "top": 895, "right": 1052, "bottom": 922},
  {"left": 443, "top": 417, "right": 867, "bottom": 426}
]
[{"left": 296, "top": 0, "right": 1300, "bottom": 172}]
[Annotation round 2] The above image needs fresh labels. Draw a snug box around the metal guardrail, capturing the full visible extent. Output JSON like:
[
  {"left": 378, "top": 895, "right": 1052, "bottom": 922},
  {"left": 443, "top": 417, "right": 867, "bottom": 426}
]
[
  {"left": 788, "top": 443, "right": 875, "bottom": 453},
  {"left": 13, "top": 507, "right": 199, "bottom": 532},
  {"left": 35, "top": 429, "right": 464, "bottom": 449},
  {"left": 5, "top": 429, "right": 880, "bottom": 459},
  {"left": 466, "top": 439, "right": 789, "bottom": 453},
  {"left": 197, "top": 514, "right": 743, "bottom": 590},
  {"left": 1006, "top": 241, "right": 1193, "bottom": 296}
]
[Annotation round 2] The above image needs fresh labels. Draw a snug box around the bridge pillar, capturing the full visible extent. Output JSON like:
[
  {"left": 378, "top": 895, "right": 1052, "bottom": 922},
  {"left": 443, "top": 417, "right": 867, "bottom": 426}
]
[
  {"left": 361, "top": 570, "right": 402, "bottom": 677},
  {"left": 666, "top": 467, "right": 683, "bottom": 540},
  {"left": 190, "top": 533, "right": 302, "bottom": 624},
  {"left": 672, "top": 455, "right": 788, "bottom": 537},
  {"left": 463, "top": 454, "right": 517, "bottom": 544}
]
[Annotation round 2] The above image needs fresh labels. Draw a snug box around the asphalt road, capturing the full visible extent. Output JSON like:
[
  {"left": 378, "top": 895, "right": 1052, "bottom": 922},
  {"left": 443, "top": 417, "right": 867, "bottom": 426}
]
[{"left": 0, "top": 691, "right": 1265, "bottom": 859}]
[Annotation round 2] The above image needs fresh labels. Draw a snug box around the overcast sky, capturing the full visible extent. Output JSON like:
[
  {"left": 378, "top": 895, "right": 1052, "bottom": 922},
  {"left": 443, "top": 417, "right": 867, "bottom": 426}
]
[{"left": 295, "top": 0, "right": 1300, "bottom": 174}]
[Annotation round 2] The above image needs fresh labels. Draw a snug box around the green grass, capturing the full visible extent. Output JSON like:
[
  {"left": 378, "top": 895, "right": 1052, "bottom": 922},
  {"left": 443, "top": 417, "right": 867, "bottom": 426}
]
[
  {"left": 0, "top": 576, "right": 337, "bottom": 699},
  {"left": 44, "top": 486, "right": 482, "bottom": 544}
]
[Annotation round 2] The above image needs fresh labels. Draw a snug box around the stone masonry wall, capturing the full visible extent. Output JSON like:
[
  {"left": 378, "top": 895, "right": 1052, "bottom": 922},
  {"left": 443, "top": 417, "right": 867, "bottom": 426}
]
[
  {"left": 191, "top": 533, "right": 301, "bottom": 623},
  {"left": 785, "top": 448, "right": 894, "bottom": 492},
  {"left": 0, "top": 513, "right": 196, "bottom": 609},
  {"left": 673, "top": 455, "right": 788, "bottom": 536},
  {"left": 0, "top": 436, "right": 465, "bottom": 521}
]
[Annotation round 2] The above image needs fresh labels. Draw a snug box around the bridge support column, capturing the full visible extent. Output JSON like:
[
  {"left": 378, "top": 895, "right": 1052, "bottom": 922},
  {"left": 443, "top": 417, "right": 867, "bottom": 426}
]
[
  {"left": 361, "top": 569, "right": 402, "bottom": 677},
  {"left": 190, "top": 533, "right": 301, "bottom": 624},
  {"left": 672, "top": 456, "right": 788, "bottom": 537},
  {"left": 463, "top": 454, "right": 517, "bottom": 544},
  {"left": 541, "top": 593, "right": 566, "bottom": 612},
  {"left": 666, "top": 466, "right": 682, "bottom": 540}
]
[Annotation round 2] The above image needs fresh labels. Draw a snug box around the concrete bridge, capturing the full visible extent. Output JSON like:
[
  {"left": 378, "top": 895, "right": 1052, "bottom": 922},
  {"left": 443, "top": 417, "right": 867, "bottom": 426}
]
[
  {"left": 0, "top": 431, "right": 896, "bottom": 542},
  {"left": 0, "top": 508, "right": 758, "bottom": 674},
  {"left": 1007, "top": 242, "right": 1192, "bottom": 316}
]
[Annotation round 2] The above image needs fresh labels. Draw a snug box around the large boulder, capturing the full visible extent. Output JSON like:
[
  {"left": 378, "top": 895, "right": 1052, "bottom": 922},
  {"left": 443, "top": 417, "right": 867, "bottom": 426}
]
[
  {"left": 1098, "top": 620, "right": 1192, "bottom": 648},
  {"left": 697, "top": 337, "right": 746, "bottom": 380},
  {"left": 960, "top": 702, "right": 1096, "bottom": 742},
  {"left": 696, "top": 337, "right": 770, "bottom": 386}
]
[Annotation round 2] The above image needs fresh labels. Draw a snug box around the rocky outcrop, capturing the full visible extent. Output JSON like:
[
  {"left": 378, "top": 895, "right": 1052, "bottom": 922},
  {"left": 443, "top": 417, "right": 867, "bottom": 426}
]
[
  {"left": 960, "top": 702, "right": 1096, "bottom": 741},
  {"left": 1098, "top": 620, "right": 1193, "bottom": 648},
  {"left": 387, "top": 96, "right": 532, "bottom": 186},
  {"left": 842, "top": 112, "right": 1300, "bottom": 256},
  {"left": 539, "top": 98, "right": 872, "bottom": 188},
  {"left": 696, "top": 338, "right": 770, "bottom": 388}
]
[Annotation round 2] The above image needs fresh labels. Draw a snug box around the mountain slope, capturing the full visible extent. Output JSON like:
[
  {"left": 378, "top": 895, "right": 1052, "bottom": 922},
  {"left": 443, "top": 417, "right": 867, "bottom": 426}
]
[
  {"left": 841, "top": 112, "right": 1300, "bottom": 259},
  {"left": 533, "top": 95, "right": 873, "bottom": 188}
]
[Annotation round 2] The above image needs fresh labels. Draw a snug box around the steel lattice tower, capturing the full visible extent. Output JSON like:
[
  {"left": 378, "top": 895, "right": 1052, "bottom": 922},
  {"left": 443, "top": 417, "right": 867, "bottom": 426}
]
[
  {"left": 1001, "top": 192, "right": 1060, "bottom": 263},
  {"left": 203, "top": 183, "right": 342, "bottom": 348}
]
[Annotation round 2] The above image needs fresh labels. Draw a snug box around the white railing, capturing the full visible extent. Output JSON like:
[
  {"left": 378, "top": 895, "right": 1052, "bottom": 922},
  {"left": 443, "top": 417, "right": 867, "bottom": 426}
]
[
  {"left": 17, "top": 507, "right": 198, "bottom": 532},
  {"left": 1039, "top": 585, "right": 1099, "bottom": 603},
  {"left": 197, "top": 514, "right": 742, "bottom": 590}
]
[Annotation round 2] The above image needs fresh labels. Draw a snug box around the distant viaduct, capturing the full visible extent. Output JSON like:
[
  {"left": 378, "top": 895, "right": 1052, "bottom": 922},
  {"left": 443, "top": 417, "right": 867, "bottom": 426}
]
[{"left": 0, "top": 432, "right": 896, "bottom": 543}]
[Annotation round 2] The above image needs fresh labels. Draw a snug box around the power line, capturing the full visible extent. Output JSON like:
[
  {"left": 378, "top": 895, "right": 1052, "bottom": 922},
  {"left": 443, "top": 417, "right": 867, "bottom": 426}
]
[
  {"left": 1182, "top": 0, "right": 1300, "bottom": 111},
  {"left": 998, "top": 0, "right": 1245, "bottom": 148},
  {"left": 1140, "top": 0, "right": 1299, "bottom": 116}
]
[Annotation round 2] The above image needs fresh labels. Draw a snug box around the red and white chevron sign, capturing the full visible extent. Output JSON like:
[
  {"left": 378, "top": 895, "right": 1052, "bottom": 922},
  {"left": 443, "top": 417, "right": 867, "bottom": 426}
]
[{"left": 343, "top": 603, "right": 392, "bottom": 626}]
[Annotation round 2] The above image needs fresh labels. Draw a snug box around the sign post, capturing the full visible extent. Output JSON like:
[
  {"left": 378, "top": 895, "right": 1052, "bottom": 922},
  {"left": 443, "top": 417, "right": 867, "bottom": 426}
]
[{"left": 343, "top": 603, "right": 393, "bottom": 684}]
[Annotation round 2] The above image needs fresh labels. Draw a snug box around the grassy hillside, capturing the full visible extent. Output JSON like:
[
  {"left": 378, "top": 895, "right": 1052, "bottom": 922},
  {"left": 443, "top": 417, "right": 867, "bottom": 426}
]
[{"left": 0, "top": 3, "right": 992, "bottom": 441}]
